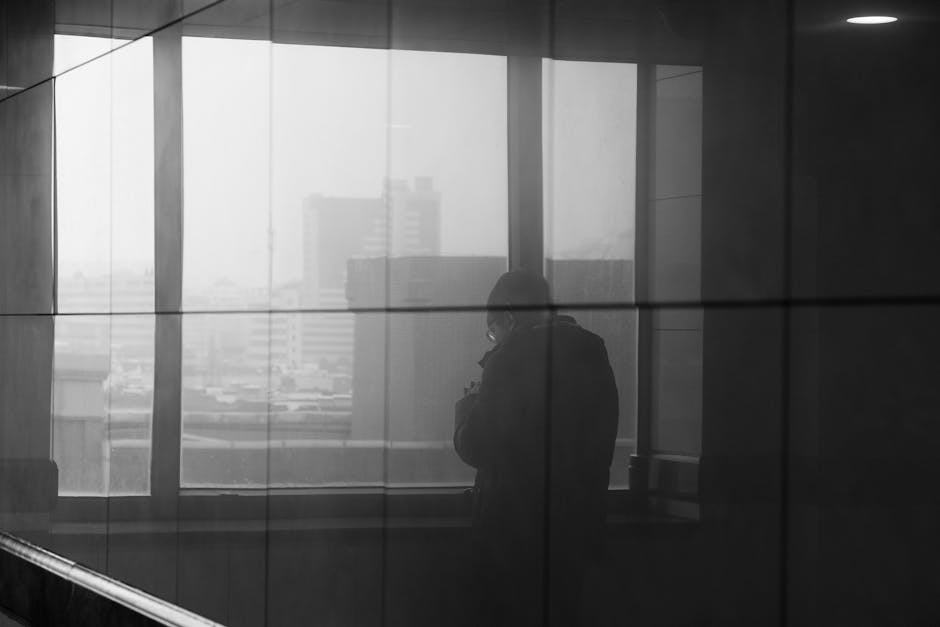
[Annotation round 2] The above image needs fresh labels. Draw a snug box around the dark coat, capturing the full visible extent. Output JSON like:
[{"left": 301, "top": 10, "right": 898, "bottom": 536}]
[{"left": 453, "top": 315, "right": 619, "bottom": 624}]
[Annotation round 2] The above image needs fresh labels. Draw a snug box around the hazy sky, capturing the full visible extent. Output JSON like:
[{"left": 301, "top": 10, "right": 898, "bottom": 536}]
[
  {"left": 56, "top": 35, "right": 155, "bottom": 285},
  {"left": 543, "top": 59, "right": 637, "bottom": 261},
  {"left": 55, "top": 35, "right": 637, "bottom": 295},
  {"left": 183, "top": 39, "right": 510, "bottom": 292}
]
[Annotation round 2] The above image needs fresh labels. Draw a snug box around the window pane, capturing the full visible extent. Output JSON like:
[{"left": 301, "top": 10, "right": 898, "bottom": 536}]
[
  {"left": 271, "top": 44, "right": 388, "bottom": 310},
  {"left": 271, "top": 47, "right": 508, "bottom": 312},
  {"left": 542, "top": 60, "right": 639, "bottom": 485},
  {"left": 55, "top": 35, "right": 155, "bottom": 313},
  {"left": 180, "top": 313, "right": 270, "bottom": 488},
  {"left": 650, "top": 66, "right": 703, "bottom": 457},
  {"left": 387, "top": 50, "right": 508, "bottom": 308},
  {"left": 571, "top": 307, "right": 637, "bottom": 487},
  {"left": 385, "top": 309, "right": 481, "bottom": 487},
  {"left": 54, "top": 37, "right": 110, "bottom": 312},
  {"left": 110, "top": 38, "right": 156, "bottom": 312},
  {"left": 181, "top": 311, "right": 387, "bottom": 488},
  {"left": 385, "top": 306, "right": 633, "bottom": 487},
  {"left": 651, "top": 65, "right": 703, "bottom": 303},
  {"left": 53, "top": 32, "right": 111, "bottom": 77},
  {"left": 269, "top": 311, "right": 385, "bottom": 486},
  {"left": 54, "top": 39, "right": 110, "bottom": 310},
  {"left": 53, "top": 34, "right": 155, "bottom": 495},
  {"left": 542, "top": 59, "right": 637, "bottom": 305},
  {"left": 652, "top": 311, "right": 703, "bottom": 455},
  {"left": 380, "top": 50, "right": 509, "bottom": 483},
  {"left": 182, "top": 36, "right": 271, "bottom": 309},
  {"left": 53, "top": 314, "right": 154, "bottom": 495}
]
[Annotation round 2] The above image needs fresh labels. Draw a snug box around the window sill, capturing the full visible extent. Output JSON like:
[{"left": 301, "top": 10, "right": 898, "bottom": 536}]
[{"left": 52, "top": 486, "right": 650, "bottom": 526}]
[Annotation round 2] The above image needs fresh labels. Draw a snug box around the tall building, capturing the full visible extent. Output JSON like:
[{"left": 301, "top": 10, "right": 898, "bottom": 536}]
[
  {"left": 301, "top": 177, "right": 441, "bottom": 307},
  {"left": 299, "top": 177, "right": 442, "bottom": 371}
]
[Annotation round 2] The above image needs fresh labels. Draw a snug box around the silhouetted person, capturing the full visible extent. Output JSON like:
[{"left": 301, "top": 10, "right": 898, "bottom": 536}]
[{"left": 454, "top": 270, "right": 619, "bottom": 626}]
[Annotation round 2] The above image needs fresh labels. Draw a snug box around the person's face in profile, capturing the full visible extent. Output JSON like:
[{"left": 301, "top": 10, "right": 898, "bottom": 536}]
[{"left": 486, "top": 312, "right": 514, "bottom": 345}]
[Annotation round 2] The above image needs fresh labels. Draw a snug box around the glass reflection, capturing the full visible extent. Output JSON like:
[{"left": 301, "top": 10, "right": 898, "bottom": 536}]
[
  {"left": 386, "top": 50, "right": 509, "bottom": 312},
  {"left": 181, "top": 311, "right": 389, "bottom": 488},
  {"left": 652, "top": 315, "right": 703, "bottom": 455},
  {"left": 182, "top": 37, "right": 271, "bottom": 309},
  {"left": 651, "top": 65, "right": 703, "bottom": 303},
  {"left": 543, "top": 59, "right": 637, "bottom": 305},
  {"left": 268, "top": 311, "right": 384, "bottom": 487},
  {"left": 180, "top": 313, "right": 270, "bottom": 487},
  {"left": 53, "top": 315, "right": 154, "bottom": 495},
  {"left": 270, "top": 46, "right": 508, "bottom": 311},
  {"left": 452, "top": 271, "right": 620, "bottom": 625},
  {"left": 271, "top": 44, "right": 388, "bottom": 309},
  {"left": 387, "top": 50, "right": 508, "bottom": 263},
  {"left": 55, "top": 35, "right": 155, "bottom": 314},
  {"left": 386, "top": 309, "right": 484, "bottom": 487},
  {"left": 53, "top": 34, "right": 111, "bottom": 77}
]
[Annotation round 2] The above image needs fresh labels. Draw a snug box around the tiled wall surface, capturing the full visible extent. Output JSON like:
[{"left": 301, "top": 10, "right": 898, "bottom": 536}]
[{"left": 2, "top": 0, "right": 939, "bottom": 625}]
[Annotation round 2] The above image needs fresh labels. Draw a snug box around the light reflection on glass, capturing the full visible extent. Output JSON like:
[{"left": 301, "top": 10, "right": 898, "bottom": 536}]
[
  {"left": 55, "top": 35, "right": 155, "bottom": 314},
  {"left": 53, "top": 315, "right": 154, "bottom": 495}
]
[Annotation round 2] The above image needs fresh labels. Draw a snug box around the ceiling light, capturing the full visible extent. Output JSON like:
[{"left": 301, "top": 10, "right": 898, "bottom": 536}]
[{"left": 846, "top": 16, "right": 898, "bottom": 24}]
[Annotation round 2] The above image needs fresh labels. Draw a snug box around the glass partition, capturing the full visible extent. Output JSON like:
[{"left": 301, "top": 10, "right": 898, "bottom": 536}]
[{"left": 55, "top": 35, "right": 155, "bottom": 314}]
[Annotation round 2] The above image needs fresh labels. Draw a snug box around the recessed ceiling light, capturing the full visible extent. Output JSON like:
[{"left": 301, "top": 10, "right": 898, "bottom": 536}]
[{"left": 846, "top": 15, "right": 898, "bottom": 24}]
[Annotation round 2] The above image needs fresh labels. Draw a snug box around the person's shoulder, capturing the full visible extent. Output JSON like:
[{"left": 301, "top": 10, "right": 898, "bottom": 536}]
[
  {"left": 553, "top": 318, "right": 610, "bottom": 359},
  {"left": 554, "top": 315, "right": 603, "bottom": 343}
]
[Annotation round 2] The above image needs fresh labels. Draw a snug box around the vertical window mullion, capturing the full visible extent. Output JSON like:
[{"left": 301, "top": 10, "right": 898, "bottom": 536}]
[
  {"left": 150, "top": 25, "right": 183, "bottom": 513},
  {"left": 632, "top": 62, "right": 655, "bottom": 490},
  {"left": 507, "top": 55, "right": 543, "bottom": 273}
]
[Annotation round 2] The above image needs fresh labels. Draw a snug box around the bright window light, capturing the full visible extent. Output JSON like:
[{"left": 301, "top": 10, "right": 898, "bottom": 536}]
[{"left": 846, "top": 16, "right": 898, "bottom": 24}]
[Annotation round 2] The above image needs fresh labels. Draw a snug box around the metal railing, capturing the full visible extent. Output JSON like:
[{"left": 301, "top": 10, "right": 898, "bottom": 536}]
[{"left": 0, "top": 531, "right": 223, "bottom": 627}]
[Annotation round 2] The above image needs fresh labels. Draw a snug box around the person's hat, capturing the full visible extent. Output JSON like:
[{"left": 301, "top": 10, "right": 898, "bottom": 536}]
[{"left": 486, "top": 270, "right": 550, "bottom": 326}]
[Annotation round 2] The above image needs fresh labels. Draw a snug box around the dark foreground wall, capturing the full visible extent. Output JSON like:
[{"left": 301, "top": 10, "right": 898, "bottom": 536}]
[
  {"left": 23, "top": 518, "right": 704, "bottom": 627},
  {"left": 2, "top": 0, "right": 940, "bottom": 625}
]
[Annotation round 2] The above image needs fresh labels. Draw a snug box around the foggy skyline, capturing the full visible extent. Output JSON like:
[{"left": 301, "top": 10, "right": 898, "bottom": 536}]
[{"left": 55, "top": 35, "right": 637, "bottom": 295}]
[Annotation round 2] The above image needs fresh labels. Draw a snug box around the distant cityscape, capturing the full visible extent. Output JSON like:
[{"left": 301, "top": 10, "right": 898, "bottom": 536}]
[{"left": 53, "top": 178, "right": 636, "bottom": 494}]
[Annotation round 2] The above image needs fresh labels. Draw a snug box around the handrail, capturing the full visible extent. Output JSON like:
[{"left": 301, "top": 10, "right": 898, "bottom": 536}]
[{"left": 0, "top": 531, "right": 223, "bottom": 627}]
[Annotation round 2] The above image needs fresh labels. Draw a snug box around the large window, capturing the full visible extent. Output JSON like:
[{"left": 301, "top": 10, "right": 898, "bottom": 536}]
[
  {"left": 543, "top": 59, "right": 639, "bottom": 486},
  {"left": 53, "top": 315, "right": 154, "bottom": 495},
  {"left": 53, "top": 35, "right": 155, "bottom": 495},
  {"left": 52, "top": 27, "right": 655, "bottom": 496},
  {"left": 179, "top": 39, "right": 508, "bottom": 487},
  {"left": 55, "top": 35, "right": 155, "bottom": 313}
]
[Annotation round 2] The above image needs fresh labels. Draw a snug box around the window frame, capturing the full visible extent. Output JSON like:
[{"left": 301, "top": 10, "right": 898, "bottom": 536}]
[{"left": 52, "top": 22, "right": 658, "bottom": 522}]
